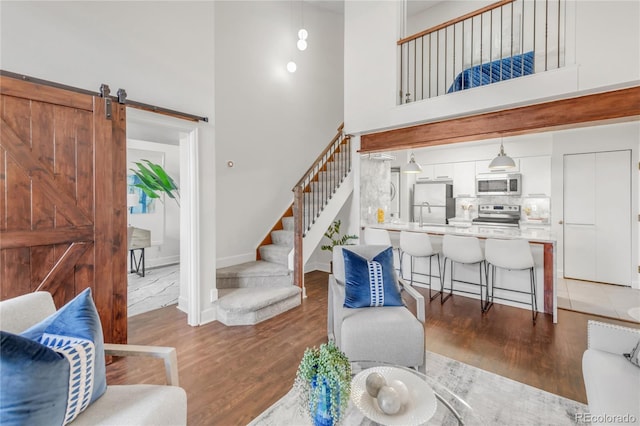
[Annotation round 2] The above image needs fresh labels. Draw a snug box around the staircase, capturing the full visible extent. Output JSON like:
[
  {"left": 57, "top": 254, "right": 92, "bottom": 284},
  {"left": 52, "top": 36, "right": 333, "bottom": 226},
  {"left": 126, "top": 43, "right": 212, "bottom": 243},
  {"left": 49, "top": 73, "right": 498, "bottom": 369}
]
[
  {"left": 214, "top": 124, "right": 352, "bottom": 326},
  {"left": 215, "top": 216, "right": 301, "bottom": 326}
]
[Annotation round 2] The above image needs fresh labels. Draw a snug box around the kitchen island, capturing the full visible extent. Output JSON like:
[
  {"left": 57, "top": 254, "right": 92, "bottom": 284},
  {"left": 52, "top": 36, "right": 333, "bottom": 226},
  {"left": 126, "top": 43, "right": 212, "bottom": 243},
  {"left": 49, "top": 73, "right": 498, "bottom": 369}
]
[{"left": 363, "top": 222, "right": 558, "bottom": 323}]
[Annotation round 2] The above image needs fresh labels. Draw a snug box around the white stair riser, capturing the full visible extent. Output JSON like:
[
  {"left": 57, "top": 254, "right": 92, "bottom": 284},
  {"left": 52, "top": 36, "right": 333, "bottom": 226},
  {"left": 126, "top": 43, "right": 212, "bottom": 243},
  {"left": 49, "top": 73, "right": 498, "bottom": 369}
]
[
  {"left": 216, "top": 274, "right": 292, "bottom": 289},
  {"left": 217, "top": 293, "right": 301, "bottom": 326}
]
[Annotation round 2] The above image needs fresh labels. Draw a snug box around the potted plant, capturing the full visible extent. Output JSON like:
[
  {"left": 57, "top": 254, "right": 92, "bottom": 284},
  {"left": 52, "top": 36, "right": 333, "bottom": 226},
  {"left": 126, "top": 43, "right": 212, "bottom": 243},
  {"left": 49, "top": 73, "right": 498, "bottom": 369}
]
[
  {"left": 130, "top": 159, "right": 180, "bottom": 206},
  {"left": 321, "top": 220, "right": 358, "bottom": 253},
  {"left": 294, "top": 341, "right": 352, "bottom": 426}
]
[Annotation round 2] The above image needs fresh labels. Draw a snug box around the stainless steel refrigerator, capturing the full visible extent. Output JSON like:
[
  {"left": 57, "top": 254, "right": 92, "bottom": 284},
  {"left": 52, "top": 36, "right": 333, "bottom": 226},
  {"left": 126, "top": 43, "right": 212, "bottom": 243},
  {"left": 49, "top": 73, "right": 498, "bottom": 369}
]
[{"left": 412, "top": 182, "right": 455, "bottom": 225}]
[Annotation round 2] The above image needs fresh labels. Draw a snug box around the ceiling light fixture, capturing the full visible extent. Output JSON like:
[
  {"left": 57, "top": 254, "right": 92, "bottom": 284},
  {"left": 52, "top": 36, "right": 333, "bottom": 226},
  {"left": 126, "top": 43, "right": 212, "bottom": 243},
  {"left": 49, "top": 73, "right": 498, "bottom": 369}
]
[
  {"left": 488, "top": 140, "right": 516, "bottom": 170},
  {"left": 403, "top": 153, "right": 422, "bottom": 173},
  {"left": 297, "top": 39, "right": 307, "bottom": 51},
  {"left": 286, "top": 61, "right": 297, "bottom": 73}
]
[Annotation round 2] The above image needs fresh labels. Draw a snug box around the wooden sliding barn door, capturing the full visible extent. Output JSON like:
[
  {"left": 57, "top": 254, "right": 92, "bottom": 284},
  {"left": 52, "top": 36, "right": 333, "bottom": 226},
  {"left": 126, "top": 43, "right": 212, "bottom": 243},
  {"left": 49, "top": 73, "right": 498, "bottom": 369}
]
[{"left": 0, "top": 76, "right": 127, "bottom": 344}]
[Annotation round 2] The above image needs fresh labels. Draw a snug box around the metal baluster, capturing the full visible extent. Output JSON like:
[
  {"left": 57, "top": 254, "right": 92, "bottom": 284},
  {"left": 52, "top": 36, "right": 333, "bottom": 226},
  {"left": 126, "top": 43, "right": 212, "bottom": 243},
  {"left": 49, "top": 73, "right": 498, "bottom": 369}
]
[
  {"left": 461, "top": 22, "right": 465, "bottom": 90},
  {"left": 452, "top": 24, "right": 456, "bottom": 94},
  {"left": 480, "top": 13, "right": 484, "bottom": 86},
  {"left": 421, "top": 36, "right": 424, "bottom": 100},
  {"left": 444, "top": 27, "right": 448, "bottom": 93},
  {"left": 557, "top": 0, "right": 561, "bottom": 69},
  {"left": 522, "top": 0, "right": 525, "bottom": 77},
  {"left": 436, "top": 30, "right": 440, "bottom": 96},
  {"left": 428, "top": 33, "right": 432, "bottom": 98},
  {"left": 470, "top": 17, "right": 474, "bottom": 88},
  {"left": 400, "top": 42, "right": 404, "bottom": 104},
  {"left": 533, "top": 0, "right": 537, "bottom": 74},
  {"left": 490, "top": 10, "right": 493, "bottom": 85},
  {"left": 500, "top": 6, "right": 503, "bottom": 81},
  {"left": 510, "top": 2, "right": 514, "bottom": 80},
  {"left": 545, "top": 0, "right": 549, "bottom": 71}
]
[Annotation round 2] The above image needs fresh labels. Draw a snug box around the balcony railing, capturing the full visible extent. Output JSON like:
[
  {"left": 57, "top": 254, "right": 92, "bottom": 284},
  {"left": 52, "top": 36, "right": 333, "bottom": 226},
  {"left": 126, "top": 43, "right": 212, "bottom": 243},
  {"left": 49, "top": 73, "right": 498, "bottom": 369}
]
[{"left": 398, "top": 0, "right": 565, "bottom": 104}]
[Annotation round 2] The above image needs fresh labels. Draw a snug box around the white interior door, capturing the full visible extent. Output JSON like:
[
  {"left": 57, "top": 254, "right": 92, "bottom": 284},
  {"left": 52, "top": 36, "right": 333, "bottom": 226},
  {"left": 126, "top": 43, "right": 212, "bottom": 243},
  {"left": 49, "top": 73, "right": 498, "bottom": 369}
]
[
  {"left": 595, "top": 150, "right": 631, "bottom": 285},
  {"left": 564, "top": 150, "right": 632, "bottom": 286}
]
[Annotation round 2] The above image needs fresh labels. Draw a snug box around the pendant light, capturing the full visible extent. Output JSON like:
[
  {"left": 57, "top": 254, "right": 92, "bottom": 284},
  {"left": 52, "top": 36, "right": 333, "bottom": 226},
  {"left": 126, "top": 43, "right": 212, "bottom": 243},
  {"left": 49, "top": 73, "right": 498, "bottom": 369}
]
[
  {"left": 403, "top": 153, "right": 422, "bottom": 174},
  {"left": 488, "top": 141, "right": 516, "bottom": 170}
]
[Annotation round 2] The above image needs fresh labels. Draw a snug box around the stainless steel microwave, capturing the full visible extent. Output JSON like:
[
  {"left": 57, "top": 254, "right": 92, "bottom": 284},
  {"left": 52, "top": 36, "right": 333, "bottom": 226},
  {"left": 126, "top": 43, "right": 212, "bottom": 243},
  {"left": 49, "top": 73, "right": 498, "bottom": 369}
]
[{"left": 476, "top": 173, "right": 522, "bottom": 196}]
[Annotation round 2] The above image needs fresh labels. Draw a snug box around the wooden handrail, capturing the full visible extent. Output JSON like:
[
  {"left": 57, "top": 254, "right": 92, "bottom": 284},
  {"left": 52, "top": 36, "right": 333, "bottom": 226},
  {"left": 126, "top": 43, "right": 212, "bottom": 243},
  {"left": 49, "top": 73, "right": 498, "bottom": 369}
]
[
  {"left": 293, "top": 123, "right": 344, "bottom": 190},
  {"left": 397, "top": 0, "right": 514, "bottom": 45}
]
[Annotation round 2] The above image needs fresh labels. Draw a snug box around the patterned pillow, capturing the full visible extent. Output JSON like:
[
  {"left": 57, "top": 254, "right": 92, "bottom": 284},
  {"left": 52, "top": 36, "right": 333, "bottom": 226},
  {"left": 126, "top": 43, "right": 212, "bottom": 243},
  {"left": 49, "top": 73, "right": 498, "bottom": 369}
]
[
  {"left": 342, "top": 246, "right": 403, "bottom": 308},
  {"left": 624, "top": 339, "right": 640, "bottom": 368},
  {"left": 0, "top": 288, "right": 106, "bottom": 425}
]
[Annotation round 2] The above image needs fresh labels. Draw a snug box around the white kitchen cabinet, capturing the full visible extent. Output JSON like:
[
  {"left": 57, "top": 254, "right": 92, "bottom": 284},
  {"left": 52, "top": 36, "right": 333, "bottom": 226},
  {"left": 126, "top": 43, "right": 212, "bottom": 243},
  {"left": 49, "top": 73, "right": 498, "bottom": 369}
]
[
  {"left": 453, "top": 161, "right": 476, "bottom": 197},
  {"left": 416, "top": 164, "right": 434, "bottom": 181},
  {"left": 520, "top": 156, "right": 551, "bottom": 196},
  {"left": 475, "top": 158, "right": 520, "bottom": 174},
  {"left": 433, "top": 163, "right": 453, "bottom": 180}
]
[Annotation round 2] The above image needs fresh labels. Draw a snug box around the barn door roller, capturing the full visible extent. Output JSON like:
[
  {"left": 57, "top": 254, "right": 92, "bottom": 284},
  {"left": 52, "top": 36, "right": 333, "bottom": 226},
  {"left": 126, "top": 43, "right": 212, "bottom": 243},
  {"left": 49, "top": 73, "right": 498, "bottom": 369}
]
[{"left": 99, "top": 83, "right": 112, "bottom": 119}]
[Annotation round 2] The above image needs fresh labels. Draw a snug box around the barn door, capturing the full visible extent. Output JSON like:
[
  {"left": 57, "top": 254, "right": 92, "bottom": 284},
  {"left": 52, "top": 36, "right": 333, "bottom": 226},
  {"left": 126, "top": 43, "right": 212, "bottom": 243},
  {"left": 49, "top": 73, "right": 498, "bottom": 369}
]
[{"left": 0, "top": 76, "right": 127, "bottom": 344}]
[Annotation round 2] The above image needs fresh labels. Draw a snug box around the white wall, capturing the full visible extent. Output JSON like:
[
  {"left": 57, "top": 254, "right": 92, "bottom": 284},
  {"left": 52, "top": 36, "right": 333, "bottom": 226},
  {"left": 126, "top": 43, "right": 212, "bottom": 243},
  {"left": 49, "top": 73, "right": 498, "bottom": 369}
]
[
  {"left": 344, "top": 0, "right": 639, "bottom": 134},
  {"left": 0, "top": 1, "right": 217, "bottom": 318},
  {"left": 127, "top": 140, "right": 181, "bottom": 268},
  {"left": 214, "top": 1, "right": 344, "bottom": 266}
]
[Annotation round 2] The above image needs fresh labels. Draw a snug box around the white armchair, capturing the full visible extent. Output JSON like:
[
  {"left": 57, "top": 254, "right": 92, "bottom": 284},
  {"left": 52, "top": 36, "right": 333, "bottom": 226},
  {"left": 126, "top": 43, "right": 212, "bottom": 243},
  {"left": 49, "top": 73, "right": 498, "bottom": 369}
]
[
  {"left": 0, "top": 291, "right": 187, "bottom": 426},
  {"left": 582, "top": 320, "right": 640, "bottom": 424},
  {"left": 328, "top": 245, "right": 426, "bottom": 369}
]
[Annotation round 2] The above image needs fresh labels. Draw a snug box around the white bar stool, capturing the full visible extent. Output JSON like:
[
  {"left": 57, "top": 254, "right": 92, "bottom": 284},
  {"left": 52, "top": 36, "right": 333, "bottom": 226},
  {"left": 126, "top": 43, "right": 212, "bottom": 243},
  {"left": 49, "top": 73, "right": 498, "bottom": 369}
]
[
  {"left": 363, "top": 227, "right": 391, "bottom": 245},
  {"left": 484, "top": 238, "right": 538, "bottom": 323},
  {"left": 363, "top": 227, "right": 400, "bottom": 272},
  {"left": 441, "top": 234, "right": 487, "bottom": 312},
  {"left": 399, "top": 231, "right": 441, "bottom": 300}
]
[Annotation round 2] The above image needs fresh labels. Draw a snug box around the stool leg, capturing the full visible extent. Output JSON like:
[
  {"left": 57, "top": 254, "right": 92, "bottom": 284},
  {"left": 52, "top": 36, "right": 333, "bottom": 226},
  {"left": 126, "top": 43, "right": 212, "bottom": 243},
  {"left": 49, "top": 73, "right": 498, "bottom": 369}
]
[
  {"left": 484, "top": 264, "right": 495, "bottom": 313},
  {"left": 428, "top": 254, "right": 440, "bottom": 301},
  {"left": 530, "top": 267, "right": 538, "bottom": 324},
  {"left": 479, "top": 261, "right": 485, "bottom": 312},
  {"left": 441, "top": 257, "right": 453, "bottom": 304}
]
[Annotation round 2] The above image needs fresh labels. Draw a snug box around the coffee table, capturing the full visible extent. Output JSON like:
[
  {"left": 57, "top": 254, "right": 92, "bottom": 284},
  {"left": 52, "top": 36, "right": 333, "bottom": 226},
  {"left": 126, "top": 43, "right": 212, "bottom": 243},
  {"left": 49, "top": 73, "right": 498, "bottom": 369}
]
[{"left": 351, "top": 360, "right": 484, "bottom": 425}]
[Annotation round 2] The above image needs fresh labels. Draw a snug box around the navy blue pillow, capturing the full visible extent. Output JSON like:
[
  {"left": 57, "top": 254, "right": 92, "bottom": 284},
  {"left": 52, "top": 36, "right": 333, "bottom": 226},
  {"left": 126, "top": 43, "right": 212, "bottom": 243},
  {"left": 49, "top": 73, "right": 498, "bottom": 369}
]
[
  {"left": 1, "top": 288, "right": 107, "bottom": 425},
  {"left": 342, "top": 247, "right": 403, "bottom": 308}
]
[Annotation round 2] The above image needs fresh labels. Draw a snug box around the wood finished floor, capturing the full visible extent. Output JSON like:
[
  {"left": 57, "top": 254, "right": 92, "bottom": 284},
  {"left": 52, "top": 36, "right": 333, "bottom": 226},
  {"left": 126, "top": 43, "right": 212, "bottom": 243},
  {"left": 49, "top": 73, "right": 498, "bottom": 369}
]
[{"left": 107, "top": 271, "right": 640, "bottom": 425}]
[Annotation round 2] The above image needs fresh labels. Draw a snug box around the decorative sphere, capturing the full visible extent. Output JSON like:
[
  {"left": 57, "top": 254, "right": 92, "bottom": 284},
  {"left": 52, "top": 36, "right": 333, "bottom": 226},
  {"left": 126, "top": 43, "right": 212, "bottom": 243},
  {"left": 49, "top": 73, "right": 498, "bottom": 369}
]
[
  {"left": 297, "top": 39, "right": 308, "bottom": 51},
  {"left": 298, "top": 28, "right": 308, "bottom": 40},
  {"left": 365, "top": 372, "right": 386, "bottom": 397},
  {"left": 376, "top": 386, "right": 402, "bottom": 415},
  {"left": 389, "top": 379, "right": 410, "bottom": 405},
  {"left": 286, "top": 61, "right": 297, "bottom": 73}
]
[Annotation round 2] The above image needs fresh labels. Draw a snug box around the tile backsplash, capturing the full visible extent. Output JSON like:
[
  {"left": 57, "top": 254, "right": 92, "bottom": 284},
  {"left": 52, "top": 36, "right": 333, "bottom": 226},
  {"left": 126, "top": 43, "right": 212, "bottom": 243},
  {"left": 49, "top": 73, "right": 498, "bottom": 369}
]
[{"left": 455, "top": 195, "right": 550, "bottom": 223}]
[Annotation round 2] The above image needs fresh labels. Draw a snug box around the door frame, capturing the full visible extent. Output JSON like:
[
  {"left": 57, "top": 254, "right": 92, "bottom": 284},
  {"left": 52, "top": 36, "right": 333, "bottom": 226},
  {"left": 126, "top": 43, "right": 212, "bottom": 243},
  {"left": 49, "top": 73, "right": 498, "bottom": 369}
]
[{"left": 126, "top": 108, "right": 201, "bottom": 326}]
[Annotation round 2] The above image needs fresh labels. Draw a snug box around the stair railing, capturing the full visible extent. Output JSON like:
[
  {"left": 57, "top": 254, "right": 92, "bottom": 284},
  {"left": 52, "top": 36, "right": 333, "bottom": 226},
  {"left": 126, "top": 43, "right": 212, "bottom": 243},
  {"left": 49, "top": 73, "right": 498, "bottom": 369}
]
[
  {"left": 398, "top": 0, "right": 565, "bottom": 103},
  {"left": 292, "top": 123, "right": 351, "bottom": 287}
]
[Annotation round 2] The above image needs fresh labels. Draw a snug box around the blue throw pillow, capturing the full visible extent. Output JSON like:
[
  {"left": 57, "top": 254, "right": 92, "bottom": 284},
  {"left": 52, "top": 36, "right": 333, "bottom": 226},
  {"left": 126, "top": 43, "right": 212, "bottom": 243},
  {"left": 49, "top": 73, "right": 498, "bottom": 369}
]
[
  {"left": 0, "top": 288, "right": 107, "bottom": 425},
  {"left": 342, "top": 246, "right": 403, "bottom": 308}
]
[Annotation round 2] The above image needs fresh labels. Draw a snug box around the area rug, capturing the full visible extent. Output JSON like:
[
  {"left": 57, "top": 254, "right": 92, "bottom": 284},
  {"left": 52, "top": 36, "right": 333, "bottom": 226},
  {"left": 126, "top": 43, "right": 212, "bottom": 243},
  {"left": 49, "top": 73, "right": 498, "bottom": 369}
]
[{"left": 248, "top": 351, "right": 587, "bottom": 425}]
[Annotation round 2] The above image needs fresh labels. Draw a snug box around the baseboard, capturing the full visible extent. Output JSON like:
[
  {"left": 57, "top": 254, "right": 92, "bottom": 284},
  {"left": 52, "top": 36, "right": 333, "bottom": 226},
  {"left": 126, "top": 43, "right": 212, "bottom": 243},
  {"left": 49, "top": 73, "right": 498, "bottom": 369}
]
[
  {"left": 305, "top": 261, "right": 331, "bottom": 273},
  {"left": 177, "top": 296, "right": 188, "bottom": 314},
  {"left": 200, "top": 305, "right": 217, "bottom": 325},
  {"left": 216, "top": 252, "right": 255, "bottom": 268},
  {"left": 145, "top": 255, "right": 180, "bottom": 269}
]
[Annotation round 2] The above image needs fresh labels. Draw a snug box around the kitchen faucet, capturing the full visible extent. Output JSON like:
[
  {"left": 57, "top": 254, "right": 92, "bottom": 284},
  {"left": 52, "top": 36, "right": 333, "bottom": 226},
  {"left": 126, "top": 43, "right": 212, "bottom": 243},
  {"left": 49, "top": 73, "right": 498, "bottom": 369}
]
[{"left": 419, "top": 202, "right": 431, "bottom": 227}]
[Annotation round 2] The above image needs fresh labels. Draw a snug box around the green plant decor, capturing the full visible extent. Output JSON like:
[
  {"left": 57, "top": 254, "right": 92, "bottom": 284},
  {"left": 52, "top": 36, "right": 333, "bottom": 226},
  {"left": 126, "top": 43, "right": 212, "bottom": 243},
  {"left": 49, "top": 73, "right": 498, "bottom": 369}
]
[
  {"left": 294, "top": 341, "right": 352, "bottom": 424},
  {"left": 130, "top": 159, "right": 180, "bottom": 207},
  {"left": 320, "top": 220, "right": 358, "bottom": 252}
]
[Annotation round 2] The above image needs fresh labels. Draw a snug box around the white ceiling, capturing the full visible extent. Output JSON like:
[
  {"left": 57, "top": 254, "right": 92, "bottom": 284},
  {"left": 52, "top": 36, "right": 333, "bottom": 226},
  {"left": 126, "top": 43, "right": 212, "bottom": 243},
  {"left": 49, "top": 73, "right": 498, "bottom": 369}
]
[{"left": 304, "top": 1, "right": 445, "bottom": 17}]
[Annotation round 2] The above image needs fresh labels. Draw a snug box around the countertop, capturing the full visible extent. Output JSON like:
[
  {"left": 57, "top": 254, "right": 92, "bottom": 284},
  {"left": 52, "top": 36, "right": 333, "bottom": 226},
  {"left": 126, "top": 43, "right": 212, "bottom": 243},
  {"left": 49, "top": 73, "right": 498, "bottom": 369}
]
[{"left": 364, "top": 222, "right": 556, "bottom": 244}]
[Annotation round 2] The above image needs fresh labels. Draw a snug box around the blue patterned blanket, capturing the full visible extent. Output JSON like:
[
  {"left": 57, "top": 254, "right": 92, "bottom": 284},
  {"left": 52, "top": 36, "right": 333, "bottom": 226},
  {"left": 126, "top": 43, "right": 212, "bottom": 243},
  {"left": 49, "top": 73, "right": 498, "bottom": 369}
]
[{"left": 447, "top": 51, "right": 534, "bottom": 93}]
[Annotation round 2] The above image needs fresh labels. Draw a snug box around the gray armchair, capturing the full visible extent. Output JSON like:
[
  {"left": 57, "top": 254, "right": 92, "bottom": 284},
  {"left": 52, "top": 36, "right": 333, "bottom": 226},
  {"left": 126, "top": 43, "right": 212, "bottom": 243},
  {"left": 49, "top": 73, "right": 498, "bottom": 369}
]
[
  {"left": 328, "top": 245, "right": 426, "bottom": 369},
  {"left": 0, "top": 291, "right": 187, "bottom": 425}
]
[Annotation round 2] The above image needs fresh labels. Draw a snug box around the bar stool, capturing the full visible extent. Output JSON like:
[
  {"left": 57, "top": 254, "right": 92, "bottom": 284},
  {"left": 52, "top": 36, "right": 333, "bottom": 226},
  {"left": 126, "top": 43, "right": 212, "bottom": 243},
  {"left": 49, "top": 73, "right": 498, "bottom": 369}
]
[
  {"left": 484, "top": 238, "right": 538, "bottom": 323},
  {"left": 441, "top": 234, "right": 487, "bottom": 312},
  {"left": 399, "top": 231, "right": 441, "bottom": 300},
  {"left": 363, "top": 227, "right": 391, "bottom": 245},
  {"left": 363, "top": 227, "right": 400, "bottom": 272}
]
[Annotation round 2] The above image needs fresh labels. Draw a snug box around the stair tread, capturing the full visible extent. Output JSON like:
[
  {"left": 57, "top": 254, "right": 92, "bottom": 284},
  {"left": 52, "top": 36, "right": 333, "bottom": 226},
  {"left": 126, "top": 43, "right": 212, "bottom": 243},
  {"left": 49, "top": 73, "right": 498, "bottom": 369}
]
[
  {"left": 217, "top": 260, "right": 290, "bottom": 278},
  {"left": 217, "top": 286, "right": 300, "bottom": 312}
]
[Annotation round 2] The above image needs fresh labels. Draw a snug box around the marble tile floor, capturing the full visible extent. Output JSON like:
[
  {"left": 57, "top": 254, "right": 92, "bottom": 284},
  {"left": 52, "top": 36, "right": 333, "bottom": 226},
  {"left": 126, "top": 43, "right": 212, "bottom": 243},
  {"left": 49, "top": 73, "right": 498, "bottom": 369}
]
[
  {"left": 557, "top": 277, "right": 640, "bottom": 323},
  {"left": 128, "top": 264, "right": 180, "bottom": 317}
]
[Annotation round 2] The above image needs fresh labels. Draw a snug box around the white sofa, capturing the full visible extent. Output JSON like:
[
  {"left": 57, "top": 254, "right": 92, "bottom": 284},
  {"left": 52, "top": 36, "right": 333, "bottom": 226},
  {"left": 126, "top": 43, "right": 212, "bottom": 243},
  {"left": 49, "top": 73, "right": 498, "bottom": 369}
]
[
  {"left": 0, "top": 291, "right": 187, "bottom": 426},
  {"left": 582, "top": 320, "right": 640, "bottom": 425}
]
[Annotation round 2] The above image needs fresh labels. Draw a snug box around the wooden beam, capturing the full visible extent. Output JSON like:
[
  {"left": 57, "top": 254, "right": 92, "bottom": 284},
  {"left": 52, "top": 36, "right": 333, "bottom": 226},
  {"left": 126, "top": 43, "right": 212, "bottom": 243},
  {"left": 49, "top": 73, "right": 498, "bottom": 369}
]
[
  {"left": 0, "top": 226, "right": 94, "bottom": 249},
  {"left": 360, "top": 86, "right": 640, "bottom": 153}
]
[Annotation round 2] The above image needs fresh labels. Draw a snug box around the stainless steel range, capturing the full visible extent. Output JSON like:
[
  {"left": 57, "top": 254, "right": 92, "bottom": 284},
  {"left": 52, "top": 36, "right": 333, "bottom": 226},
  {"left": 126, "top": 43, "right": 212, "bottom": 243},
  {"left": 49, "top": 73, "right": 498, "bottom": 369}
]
[{"left": 472, "top": 204, "right": 521, "bottom": 227}]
